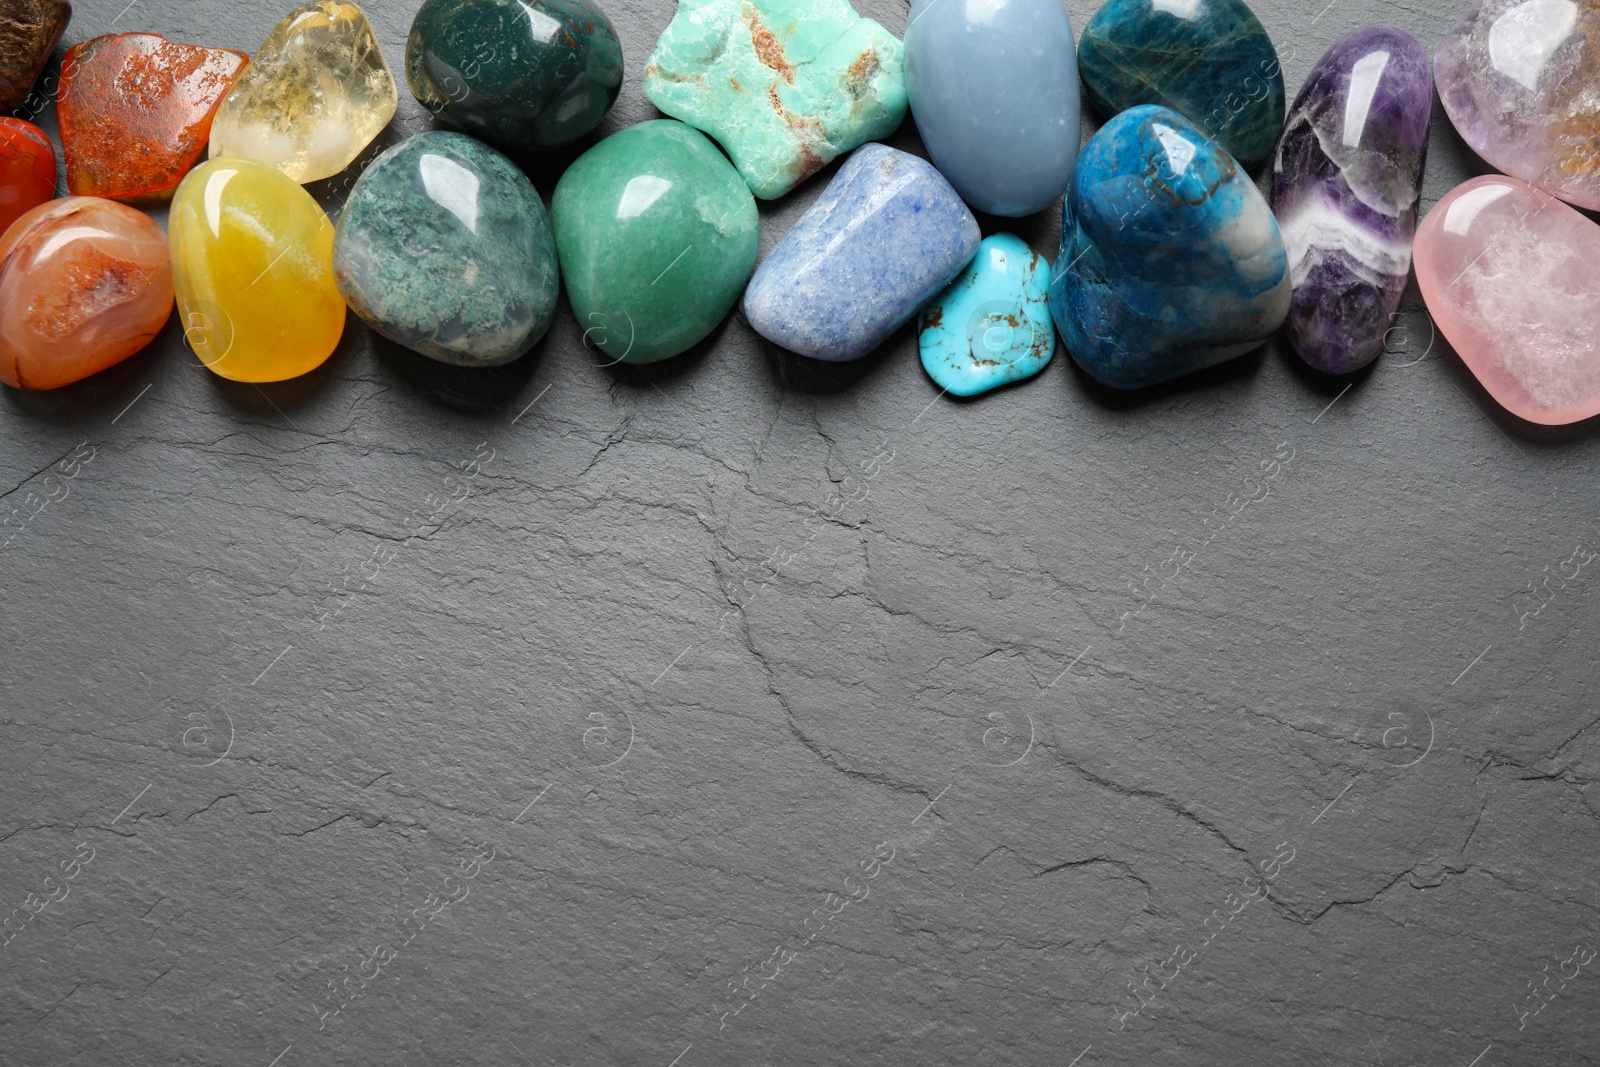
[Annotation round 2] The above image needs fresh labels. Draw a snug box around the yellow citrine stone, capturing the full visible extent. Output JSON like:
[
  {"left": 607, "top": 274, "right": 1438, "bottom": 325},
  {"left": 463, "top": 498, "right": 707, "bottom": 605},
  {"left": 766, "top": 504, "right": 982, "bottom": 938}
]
[
  {"left": 208, "top": 1, "right": 397, "bottom": 184},
  {"left": 170, "top": 156, "right": 346, "bottom": 382}
]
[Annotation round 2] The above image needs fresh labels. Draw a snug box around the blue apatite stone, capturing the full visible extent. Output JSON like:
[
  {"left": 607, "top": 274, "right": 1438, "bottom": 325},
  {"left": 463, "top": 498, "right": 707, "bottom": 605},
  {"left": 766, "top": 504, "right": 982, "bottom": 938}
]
[
  {"left": 920, "top": 234, "right": 1055, "bottom": 396},
  {"left": 904, "top": 0, "right": 1080, "bottom": 217},
  {"left": 333, "top": 131, "right": 560, "bottom": 366},
  {"left": 1048, "top": 105, "right": 1289, "bottom": 390},
  {"left": 743, "top": 143, "right": 980, "bottom": 361}
]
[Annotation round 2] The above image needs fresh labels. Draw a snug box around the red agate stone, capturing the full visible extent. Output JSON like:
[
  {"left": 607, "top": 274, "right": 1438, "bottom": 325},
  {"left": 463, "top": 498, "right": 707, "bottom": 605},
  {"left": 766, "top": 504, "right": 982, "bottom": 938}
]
[
  {"left": 58, "top": 32, "right": 248, "bottom": 201},
  {"left": 0, "top": 117, "right": 56, "bottom": 237}
]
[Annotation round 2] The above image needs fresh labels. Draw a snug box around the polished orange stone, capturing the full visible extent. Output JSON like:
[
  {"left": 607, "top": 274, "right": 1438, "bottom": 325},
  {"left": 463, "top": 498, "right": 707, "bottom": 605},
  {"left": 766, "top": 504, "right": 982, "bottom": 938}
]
[
  {"left": 0, "top": 117, "right": 56, "bottom": 238},
  {"left": 59, "top": 32, "right": 248, "bottom": 201},
  {"left": 0, "top": 197, "right": 173, "bottom": 390}
]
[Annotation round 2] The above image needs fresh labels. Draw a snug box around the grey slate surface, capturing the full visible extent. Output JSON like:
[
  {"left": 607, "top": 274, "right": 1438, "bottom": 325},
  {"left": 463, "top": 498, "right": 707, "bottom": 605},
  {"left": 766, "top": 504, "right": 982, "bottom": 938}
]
[{"left": 2, "top": 0, "right": 1598, "bottom": 1065}]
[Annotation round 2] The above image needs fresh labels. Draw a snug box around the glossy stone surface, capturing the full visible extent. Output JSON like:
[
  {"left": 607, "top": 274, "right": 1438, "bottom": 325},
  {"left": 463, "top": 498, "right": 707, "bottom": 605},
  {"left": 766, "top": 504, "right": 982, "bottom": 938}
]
[
  {"left": 0, "top": 0, "right": 69, "bottom": 111},
  {"left": 407, "top": 0, "right": 623, "bottom": 151},
  {"left": 919, "top": 234, "right": 1055, "bottom": 396},
  {"left": 904, "top": 0, "right": 1079, "bottom": 217},
  {"left": 334, "top": 132, "right": 560, "bottom": 367},
  {"left": 1415, "top": 175, "right": 1600, "bottom": 425},
  {"left": 0, "top": 197, "right": 172, "bottom": 390},
  {"left": 209, "top": 1, "right": 397, "bottom": 184},
  {"left": 169, "top": 157, "right": 344, "bottom": 381},
  {"left": 1049, "top": 105, "right": 1290, "bottom": 390},
  {"left": 552, "top": 120, "right": 758, "bottom": 364},
  {"left": 1436, "top": 0, "right": 1600, "bottom": 211},
  {"left": 59, "top": 33, "right": 248, "bottom": 201},
  {"left": 0, "top": 118, "right": 55, "bottom": 238},
  {"left": 1271, "top": 25, "right": 1432, "bottom": 375},
  {"left": 744, "top": 143, "right": 980, "bottom": 361},
  {"left": 642, "top": 0, "right": 908, "bottom": 200},
  {"left": 1078, "top": 0, "right": 1285, "bottom": 170}
]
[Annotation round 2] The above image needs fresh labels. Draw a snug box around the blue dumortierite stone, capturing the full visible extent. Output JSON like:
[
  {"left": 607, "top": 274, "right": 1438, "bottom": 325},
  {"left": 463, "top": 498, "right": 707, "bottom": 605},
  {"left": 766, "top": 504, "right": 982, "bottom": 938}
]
[
  {"left": 904, "top": 0, "right": 1080, "bottom": 217},
  {"left": 333, "top": 131, "right": 560, "bottom": 366},
  {"left": 1048, "top": 105, "right": 1290, "bottom": 390},
  {"left": 743, "top": 144, "right": 980, "bottom": 361},
  {"left": 920, "top": 234, "right": 1055, "bottom": 396},
  {"left": 1077, "top": 0, "right": 1285, "bottom": 169}
]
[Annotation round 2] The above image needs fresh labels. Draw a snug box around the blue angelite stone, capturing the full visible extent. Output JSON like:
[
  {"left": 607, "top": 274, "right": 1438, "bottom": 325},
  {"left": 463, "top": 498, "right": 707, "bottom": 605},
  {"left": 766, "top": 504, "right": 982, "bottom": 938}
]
[
  {"left": 904, "top": 0, "right": 1080, "bottom": 217},
  {"left": 1078, "top": 0, "right": 1285, "bottom": 169},
  {"left": 1048, "top": 105, "right": 1290, "bottom": 390},
  {"left": 920, "top": 234, "right": 1055, "bottom": 396},
  {"left": 743, "top": 144, "right": 980, "bottom": 361},
  {"left": 333, "top": 131, "right": 559, "bottom": 366}
]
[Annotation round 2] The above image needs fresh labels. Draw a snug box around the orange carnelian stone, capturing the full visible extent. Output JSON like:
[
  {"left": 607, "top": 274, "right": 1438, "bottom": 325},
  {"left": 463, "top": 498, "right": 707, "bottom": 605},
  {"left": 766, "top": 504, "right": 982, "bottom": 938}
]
[
  {"left": 0, "top": 197, "right": 174, "bottom": 390},
  {"left": 0, "top": 118, "right": 56, "bottom": 238},
  {"left": 59, "top": 33, "right": 248, "bottom": 201}
]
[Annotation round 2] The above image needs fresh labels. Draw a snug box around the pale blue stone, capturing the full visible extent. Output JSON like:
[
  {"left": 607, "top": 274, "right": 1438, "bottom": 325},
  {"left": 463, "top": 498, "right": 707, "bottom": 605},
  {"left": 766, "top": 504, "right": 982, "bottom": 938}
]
[
  {"left": 743, "top": 143, "right": 980, "bottom": 361},
  {"left": 904, "top": 0, "right": 1080, "bottom": 217},
  {"left": 919, "top": 234, "right": 1055, "bottom": 396}
]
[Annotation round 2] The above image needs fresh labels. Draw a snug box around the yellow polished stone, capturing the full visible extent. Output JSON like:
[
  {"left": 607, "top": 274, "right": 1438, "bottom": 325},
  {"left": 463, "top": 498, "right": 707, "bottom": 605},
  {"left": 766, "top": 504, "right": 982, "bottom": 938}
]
[
  {"left": 170, "top": 156, "right": 346, "bottom": 382},
  {"left": 209, "top": 1, "right": 397, "bottom": 184}
]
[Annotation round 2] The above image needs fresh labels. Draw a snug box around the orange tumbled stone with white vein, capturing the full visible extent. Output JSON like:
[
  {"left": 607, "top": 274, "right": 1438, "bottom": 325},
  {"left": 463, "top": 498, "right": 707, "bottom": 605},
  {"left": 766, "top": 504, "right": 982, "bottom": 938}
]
[{"left": 0, "top": 197, "right": 173, "bottom": 389}]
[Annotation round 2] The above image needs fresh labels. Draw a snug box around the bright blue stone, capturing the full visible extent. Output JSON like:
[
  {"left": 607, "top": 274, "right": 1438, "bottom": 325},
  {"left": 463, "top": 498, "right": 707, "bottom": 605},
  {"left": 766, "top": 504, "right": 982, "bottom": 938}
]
[
  {"left": 919, "top": 234, "right": 1055, "bottom": 396},
  {"left": 743, "top": 144, "right": 980, "bottom": 361},
  {"left": 904, "top": 0, "right": 1080, "bottom": 217},
  {"left": 1048, "top": 105, "right": 1290, "bottom": 390}
]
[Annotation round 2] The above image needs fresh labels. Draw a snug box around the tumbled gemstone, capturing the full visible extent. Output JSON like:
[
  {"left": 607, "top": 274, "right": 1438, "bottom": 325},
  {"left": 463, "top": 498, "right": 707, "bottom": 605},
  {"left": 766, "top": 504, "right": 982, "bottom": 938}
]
[
  {"left": 334, "top": 132, "right": 560, "bottom": 367},
  {"left": 904, "top": 0, "right": 1080, "bottom": 217},
  {"left": 0, "top": 0, "right": 70, "bottom": 112},
  {"left": 642, "top": 0, "right": 908, "bottom": 200},
  {"left": 919, "top": 234, "right": 1056, "bottom": 397},
  {"left": 0, "top": 197, "right": 172, "bottom": 390},
  {"left": 209, "top": 1, "right": 397, "bottom": 184},
  {"left": 406, "top": 0, "right": 623, "bottom": 151},
  {"left": 1414, "top": 175, "right": 1600, "bottom": 426},
  {"left": 1048, "top": 105, "right": 1290, "bottom": 390},
  {"left": 59, "top": 32, "right": 248, "bottom": 201},
  {"left": 169, "top": 157, "right": 345, "bottom": 381},
  {"left": 743, "top": 143, "right": 979, "bottom": 361},
  {"left": 1077, "top": 0, "right": 1285, "bottom": 169},
  {"left": 0, "top": 117, "right": 56, "bottom": 238},
  {"left": 1271, "top": 25, "right": 1432, "bottom": 375},
  {"left": 552, "top": 120, "right": 759, "bottom": 364},
  {"left": 1436, "top": 0, "right": 1600, "bottom": 211}
]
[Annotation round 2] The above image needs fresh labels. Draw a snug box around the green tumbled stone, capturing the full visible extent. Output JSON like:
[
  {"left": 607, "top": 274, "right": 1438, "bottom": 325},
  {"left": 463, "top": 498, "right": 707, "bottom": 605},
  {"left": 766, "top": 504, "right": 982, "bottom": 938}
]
[
  {"left": 552, "top": 120, "right": 759, "bottom": 364},
  {"left": 642, "top": 0, "right": 907, "bottom": 200}
]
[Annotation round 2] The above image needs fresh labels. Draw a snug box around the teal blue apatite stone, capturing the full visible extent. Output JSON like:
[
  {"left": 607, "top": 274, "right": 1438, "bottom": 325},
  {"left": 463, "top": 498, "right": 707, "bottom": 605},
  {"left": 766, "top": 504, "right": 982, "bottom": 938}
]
[
  {"left": 1077, "top": 0, "right": 1285, "bottom": 169},
  {"left": 333, "top": 131, "right": 560, "bottom": 367},
  {"left": 920, "top": 234, "right": 1055, "bottom": 397},
  {"left": 1048, "top": 105, "right": 1289, "bottom": 390}
]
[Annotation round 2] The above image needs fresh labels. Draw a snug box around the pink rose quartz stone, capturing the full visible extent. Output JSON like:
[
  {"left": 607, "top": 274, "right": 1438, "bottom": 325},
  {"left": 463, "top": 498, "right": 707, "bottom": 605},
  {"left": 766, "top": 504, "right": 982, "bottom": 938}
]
[{"left": 1414, "top": 175, "right": 1600, "bottom": 426}]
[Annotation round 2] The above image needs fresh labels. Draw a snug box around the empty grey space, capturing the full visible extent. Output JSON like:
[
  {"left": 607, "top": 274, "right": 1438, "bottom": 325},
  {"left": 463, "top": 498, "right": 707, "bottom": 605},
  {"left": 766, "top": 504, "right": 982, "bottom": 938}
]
[{"left": 2, "top": 0, "right": 1597, "bottom": 1064}]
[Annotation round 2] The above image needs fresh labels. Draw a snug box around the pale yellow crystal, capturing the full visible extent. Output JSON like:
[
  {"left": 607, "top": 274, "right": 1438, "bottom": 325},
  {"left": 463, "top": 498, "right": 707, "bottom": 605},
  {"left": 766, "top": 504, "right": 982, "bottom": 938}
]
[{"left": 209, "top": 1, "right": 397, "bottom": 184}]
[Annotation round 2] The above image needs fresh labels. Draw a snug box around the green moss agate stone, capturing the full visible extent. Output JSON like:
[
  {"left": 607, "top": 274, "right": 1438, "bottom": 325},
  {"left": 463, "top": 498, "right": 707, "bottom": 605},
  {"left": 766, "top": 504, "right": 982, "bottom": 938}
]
[
  {"left": 1077, "top": 0, "right": 1285, "bottom": 169},
  {"left": 552, "top": 120, "right": 759, "bottom": 363},
  {"left": 406, "top": 0, "right": 623, "bottom": 150},
  {"left": 333, "top": 131, "right": 560, "bottom": 367},
  {"left": 642, "top": 0, "right": 907, "bottom": 199}
]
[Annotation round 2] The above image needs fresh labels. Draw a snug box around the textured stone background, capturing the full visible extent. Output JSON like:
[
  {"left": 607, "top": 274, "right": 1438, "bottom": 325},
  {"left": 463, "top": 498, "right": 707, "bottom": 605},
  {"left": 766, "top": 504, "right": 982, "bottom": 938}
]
[{"left": 3, "top": 0, "right": 1598, "bottom": 1065}]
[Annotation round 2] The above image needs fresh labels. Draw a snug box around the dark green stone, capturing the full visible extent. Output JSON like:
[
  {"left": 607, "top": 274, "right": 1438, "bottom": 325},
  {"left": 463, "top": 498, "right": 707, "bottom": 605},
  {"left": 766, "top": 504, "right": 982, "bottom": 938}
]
[
  {"left": 406, "top": 0, "right": 623, "bottom": 150},
  {"left": 1077, "top": 0, "right": 1285, "bottom": 169}
]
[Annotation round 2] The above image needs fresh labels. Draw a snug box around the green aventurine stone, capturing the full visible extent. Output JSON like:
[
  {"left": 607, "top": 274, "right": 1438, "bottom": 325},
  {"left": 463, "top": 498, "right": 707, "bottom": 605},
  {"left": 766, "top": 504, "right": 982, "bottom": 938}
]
[
  {"left": 552, "top": 120, "right": 759, "bottom": 364},
  {"left": 641, "top": 0, "right": 907, "bottom": 200}
]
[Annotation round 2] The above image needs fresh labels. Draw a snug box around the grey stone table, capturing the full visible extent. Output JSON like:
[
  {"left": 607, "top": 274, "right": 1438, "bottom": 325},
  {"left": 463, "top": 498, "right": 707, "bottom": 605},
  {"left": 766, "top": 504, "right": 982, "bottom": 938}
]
[{"left": 3, "top": 0, "right": 1597, "bottom": 1064}]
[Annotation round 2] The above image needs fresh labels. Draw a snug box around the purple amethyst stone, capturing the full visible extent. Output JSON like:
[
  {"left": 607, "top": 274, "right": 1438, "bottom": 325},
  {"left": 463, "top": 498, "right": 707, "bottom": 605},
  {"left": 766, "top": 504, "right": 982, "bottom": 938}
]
[{"left": 1270, "top": 25, "right": 1431, "bottom": 375}]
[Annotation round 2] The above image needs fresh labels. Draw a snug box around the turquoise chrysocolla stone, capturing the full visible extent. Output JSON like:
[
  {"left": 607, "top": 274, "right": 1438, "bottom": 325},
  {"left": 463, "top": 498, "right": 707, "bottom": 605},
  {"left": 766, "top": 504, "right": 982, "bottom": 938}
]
[
  {"left": 552, "top": 120, "right": 760, "bottom": 364},
  {"left": 919, "top": 234, "right": 1055, "bottom": 396},
  {"left": 1077, "top": 0, "right": 1285, "bottom": 169},
  {"left": 1049, "top": 105, "right": 1290, "bottom": 390},
  {"left": 333, "top": 131, "right": 560, "bottom": 366}
]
